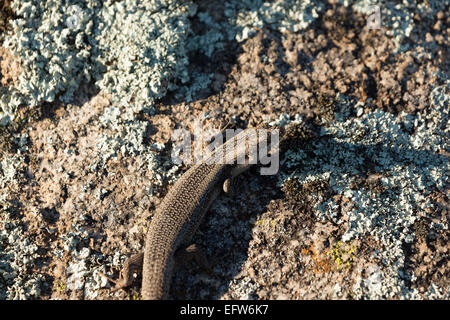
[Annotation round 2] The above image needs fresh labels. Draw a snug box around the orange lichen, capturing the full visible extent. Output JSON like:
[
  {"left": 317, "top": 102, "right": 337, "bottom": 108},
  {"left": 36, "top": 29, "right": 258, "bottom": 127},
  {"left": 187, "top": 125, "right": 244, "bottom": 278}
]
[
  {"left": 302, "top": 241, "right": 357, "bottom": 274},
  {"left": 301, "top": 245, "right": 334, "bottom": 274}
]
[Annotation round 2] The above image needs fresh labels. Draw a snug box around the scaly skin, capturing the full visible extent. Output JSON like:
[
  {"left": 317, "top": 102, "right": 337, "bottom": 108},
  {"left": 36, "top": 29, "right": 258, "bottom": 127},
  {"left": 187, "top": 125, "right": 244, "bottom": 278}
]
[{"left": 102, "top": 127, "right": 277, "bottom": 299}]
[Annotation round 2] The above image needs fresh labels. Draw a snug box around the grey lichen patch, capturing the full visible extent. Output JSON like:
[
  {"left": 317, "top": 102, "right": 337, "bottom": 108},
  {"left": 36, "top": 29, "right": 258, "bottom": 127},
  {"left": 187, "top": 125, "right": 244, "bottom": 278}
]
[
  {"left": 51, "top": 207, "right": 113, "bottom": 298},
  {"left": 315, "top": 94, "right": 336, "bottom": 125},
  {"left": 230, "top": 0, "right": 324, "bottom": 42},
  {"left": 0, "top": 154, "right": 24, "bottom": 188},
  {"left": 342, "top": 0, "right": 450, "bottom": 51},
  {"left": 92, "top": 0, "right": 196, "bottom": 110},
  {"left": 96, "top": 106, "right": 151, "bottom": 160},
  {"left": 64, "top": 247, "right": 108, "bottom": 299},
  {"left": 279, "top": 85, "right": 449, "bottom": 299},
  {"left": 314, "top": 197, "right": 341, "bottom": 224},
  {"left": 0, "top": 0, "right": 196, "bottom": 123},
  {"left": 225, "top": 276, "right": 260, "bottom": 300},
  {"left": 1, "top": 0, "right": 99, "bottom": 118},
  {"left": 0, "top": 202, "right": 44, "bottom": 299},
  {"left": 95, "top": 104, "right": 180, "bottom": 197}
]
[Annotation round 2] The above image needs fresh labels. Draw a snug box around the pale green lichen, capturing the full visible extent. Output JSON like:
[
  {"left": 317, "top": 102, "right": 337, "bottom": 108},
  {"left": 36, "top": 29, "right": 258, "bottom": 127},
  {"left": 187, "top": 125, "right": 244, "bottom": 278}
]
[
  {"left": 1, "top": 1, "right": 98, "bottom": 111},
  {"left": 92, "top": 0, "right": 196, "bottom": 110},
  {"left": 0, "top": 0, "right": 196, "bottom": 123}
]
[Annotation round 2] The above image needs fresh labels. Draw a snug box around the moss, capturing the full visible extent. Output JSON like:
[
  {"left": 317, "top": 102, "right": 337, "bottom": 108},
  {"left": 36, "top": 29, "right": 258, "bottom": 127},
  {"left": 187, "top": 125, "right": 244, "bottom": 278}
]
[
  {"left": 0, "top": 126, "right": 15, "bottom": 156},
  {"left": 315, "top": 94, "right": 336, "bottom": 125},
  {"left": 0, "top": 102, "right": 47, "bottom": 157},
  {"left": 0, "top": 0, "right": 15, "bottom": 41},
  {"left": 282, "top": 177, "right": 330, "bottom": 208},
  {"left": 280, "top": 122, "right": 314, "bottom": 153},
  {"left": 302, "top": 179, "right": 330, "bottom": 196},
  {"left": 282, "top": 177, "right": 302, "bottom": 203},
  {"left": 349, "top": 176, "right": 387, "bottom": 194},
  {"left": 412, "top": 218, "right": 429, "bottom": 240}
]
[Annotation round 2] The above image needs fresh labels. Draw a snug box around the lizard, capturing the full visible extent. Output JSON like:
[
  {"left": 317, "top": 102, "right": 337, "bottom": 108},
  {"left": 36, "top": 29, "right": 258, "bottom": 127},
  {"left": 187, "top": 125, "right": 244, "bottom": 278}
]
[{"left": 100, "top": 126, "right": 279, "bottom": 299}]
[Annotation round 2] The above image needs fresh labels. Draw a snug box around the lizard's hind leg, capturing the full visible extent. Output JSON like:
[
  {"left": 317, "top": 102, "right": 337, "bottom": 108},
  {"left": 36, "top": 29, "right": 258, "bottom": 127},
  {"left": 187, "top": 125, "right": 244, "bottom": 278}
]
[{"left": 99, "top": 252, "right": 144, "bottom": 291}]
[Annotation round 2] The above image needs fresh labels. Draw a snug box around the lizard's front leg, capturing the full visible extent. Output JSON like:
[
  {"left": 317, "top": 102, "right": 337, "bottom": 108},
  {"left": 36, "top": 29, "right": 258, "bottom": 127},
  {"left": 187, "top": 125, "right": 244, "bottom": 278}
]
[{"left": 99, "top": 252, "right": 144, "bottom": 291}]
